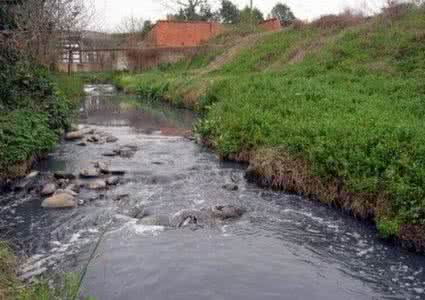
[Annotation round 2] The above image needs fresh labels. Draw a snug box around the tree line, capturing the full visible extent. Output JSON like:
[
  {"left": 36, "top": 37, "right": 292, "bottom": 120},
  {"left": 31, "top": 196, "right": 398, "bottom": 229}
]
[
  {"left": 117, "top": 1, "right": 297, "bottom": 36},
  {"left": 166, "top": 0, "right": 296, "bottom": 25},
  {"left": 1, "top": 0, "right": 92, "bottom": 66}
]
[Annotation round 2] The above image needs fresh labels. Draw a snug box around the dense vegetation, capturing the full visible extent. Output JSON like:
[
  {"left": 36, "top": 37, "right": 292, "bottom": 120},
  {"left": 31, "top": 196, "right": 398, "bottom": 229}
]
[
  {"left": 1, "top": 241, "right": 83, "bottom": 299},
  {"left": 113, "top": 6, "right": 425, "bottom": 243},
  {"left": 0, "top": 61, "right": 117, "bottom": 179},
  {"left": 0, "top": 47, "right": 81, "bottom": 179}
]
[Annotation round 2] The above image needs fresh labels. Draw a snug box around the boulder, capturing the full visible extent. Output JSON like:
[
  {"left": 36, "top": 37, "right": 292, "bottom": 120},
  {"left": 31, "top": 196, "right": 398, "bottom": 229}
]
[
  {"left": 42, "top": 193, "right": 76, "bottom": 209},
  {"left": 209, "top": 205, "right": 245, "bottom": 220},
  {"left": 54, "top": 172, "right": 76, "bottom": 180},
  {"left": 88, "top": 180, "right": 106, "bottom": 190},
  {"left": 170, "top": 209, "right": 209, "bottom": 228},
  {"left": 26, "top": 171, "right": 39, "bottom": 179},
  {"left": 106, "top": 176, "right": 119, "bottom": 185},
  {"left": 14, "top": 179, "right": 34, "bottom": 191},
  {"left": 13, "top": 170, "right": 40, "bottom": 191},
  {"left": 106, "top": 136, "right": 118, "bottom": 143},
  {"left": 65, "top": 131, "right": 84, "bottom": 141},
  {"left": 113, "top": 194, "right": 129, "bottom": 201},
  {"left": 57, "top": 179, "right": 69, "bottom": 188},
  {"left": 222, "top": 183, "right": 239, "bottom": 191},
  {"left": 57, "top": 188, "right": 78, "bottom": 197},
  {"left": 80, "top": 168, "right": 100, "bottom": 178},
  {"left": 66, "top": 183, "right": 80, "bottom": 193},
  {"left": 87, "top": 135, "right": 100, "bottom": 143},
  {"left": 81, "top": 127, "right": 95, "bottom": 135},
  {"left": 40, "top": 183, "right": 56, "bottom": 196},
  {"left": 77, "top": 141, "right": 87, "bottom": 147},
  {"left": 102, "top": 152, "right": 117, "bottom": 157},
  {"left": 137, "top": 215, "right": 170, "bottom": 226},
  {"left": 94, "top": 162, "right": 109, "bottom": 174},
  {"left": 122, "top": 143, "right": 138, "bottom": 151},
  {"left": 54, "top": 189, "right": 65, "bottom": 195},
  {"left": 230, "top": 173, "right": 240, "bottom": 183},
  {"left": 119, "top": 148, "right": 134, "bottom": 158},
  {"left": 127, "top": 205, "right": 145, "bottom": 219}
]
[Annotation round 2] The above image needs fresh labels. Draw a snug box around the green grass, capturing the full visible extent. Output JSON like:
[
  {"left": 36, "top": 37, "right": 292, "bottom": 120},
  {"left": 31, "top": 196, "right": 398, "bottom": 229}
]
[
  {"left": 53, "top": 72, "right": 121, "bottom": 103},
  {"left": 52, "top": 74, "right": 85, "bottom": 105},
  {"left": 114, "top": 7, "right": 425, "bottom": 241},
  {"left": 1, "top": 241, "right": 93, "bottom": 299}
]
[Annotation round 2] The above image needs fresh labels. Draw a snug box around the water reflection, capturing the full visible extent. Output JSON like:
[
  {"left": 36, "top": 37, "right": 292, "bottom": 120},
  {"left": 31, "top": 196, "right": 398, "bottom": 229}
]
[{"left": 80, "top": 87, "right": 195, "bottom": 136}]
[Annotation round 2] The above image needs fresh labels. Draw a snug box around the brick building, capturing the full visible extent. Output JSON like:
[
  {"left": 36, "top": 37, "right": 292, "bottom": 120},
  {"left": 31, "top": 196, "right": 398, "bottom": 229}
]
[
  {"left": 143, "top": 20, "right": 222, "bottom": 48},
  {"left": 259, "top": 18, "right": 282, "bottom": 32}
]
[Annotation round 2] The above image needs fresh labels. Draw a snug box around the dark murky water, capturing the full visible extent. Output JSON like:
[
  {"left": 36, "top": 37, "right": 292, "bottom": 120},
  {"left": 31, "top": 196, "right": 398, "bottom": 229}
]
[{"left": 1, "top": 85, "right": 425, "bottom": 299}]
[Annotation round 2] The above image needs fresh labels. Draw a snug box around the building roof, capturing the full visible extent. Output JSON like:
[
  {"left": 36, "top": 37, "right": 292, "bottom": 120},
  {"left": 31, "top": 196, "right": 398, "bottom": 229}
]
[{"left": 150, "top": 20, "right": 221, "bottom": 30}]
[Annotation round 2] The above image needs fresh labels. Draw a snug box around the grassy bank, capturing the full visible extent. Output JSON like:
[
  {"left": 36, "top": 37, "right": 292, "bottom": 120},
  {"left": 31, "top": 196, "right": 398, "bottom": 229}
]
[
  {"left": 114, "top": 6, "right": 425, "bottom": 249},
  {"left": 53, "top": 72, "right": 121, "bottom": 103},
  {"left": 1, "top": 242, "right": 86, "bottom": 299}
]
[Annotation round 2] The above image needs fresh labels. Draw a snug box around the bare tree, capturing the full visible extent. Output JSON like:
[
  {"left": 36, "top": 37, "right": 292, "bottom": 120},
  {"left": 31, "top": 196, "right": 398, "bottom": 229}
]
[
  {"left": 162, "top": 0, "right": 218, "bottom": 20},
  {"left": 4, "top": 0, "right": 94, "bottom": 67},
  {"left": 115, "top": 16, "right": 146, "bottom": 34}
]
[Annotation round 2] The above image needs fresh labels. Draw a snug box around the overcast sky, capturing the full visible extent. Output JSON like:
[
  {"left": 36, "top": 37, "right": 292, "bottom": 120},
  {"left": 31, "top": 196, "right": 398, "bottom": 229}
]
[{"left": 92, "top": 0, "right": 387, "bottom": 31}]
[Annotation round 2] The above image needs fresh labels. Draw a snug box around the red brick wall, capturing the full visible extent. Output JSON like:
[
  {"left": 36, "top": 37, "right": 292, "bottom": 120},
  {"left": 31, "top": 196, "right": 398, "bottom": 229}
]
[
  {"left": 259, "top": 19, "right": 282, "bottom": 32},
  {"left": 147, "top": 21, "right": 222, "bottom": 48}
]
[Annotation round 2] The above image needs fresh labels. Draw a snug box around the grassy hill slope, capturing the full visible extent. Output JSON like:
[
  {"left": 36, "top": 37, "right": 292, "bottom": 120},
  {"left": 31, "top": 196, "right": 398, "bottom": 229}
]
[{"left": 114, "top": 6, "right": 425, "bottom": 249}]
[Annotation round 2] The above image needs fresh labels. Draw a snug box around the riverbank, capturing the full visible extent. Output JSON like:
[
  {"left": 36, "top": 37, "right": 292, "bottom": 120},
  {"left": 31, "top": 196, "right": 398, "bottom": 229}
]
[
  {"left": 0, "top": 70, "right": 75, "bottom": 183},
  {"left": 0, "top": 241, "right": 82, "bottom": 299},
  {"left": 0, "top": 71, "right": 118, "bottom": 184},
  {"left": 0, "top": 69, "right": 114, "bottom": 298},
  {"left": 113, "top": 6, "right": 425, "bottom": 251}
]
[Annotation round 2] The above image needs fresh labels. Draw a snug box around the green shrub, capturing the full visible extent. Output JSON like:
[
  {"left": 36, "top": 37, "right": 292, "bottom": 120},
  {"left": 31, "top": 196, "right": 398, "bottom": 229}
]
[
  {"left": 377, "top": 218, "right": 402, "bottom": 238},
  {"left": 0, "top": 110, "right": 56, "bottom": 170},
  {"left": 136, "top": 82, "right": 169, "bottom": 102},
  {"left": 0, "top": 58, "right": 75, "bottom": 176}
]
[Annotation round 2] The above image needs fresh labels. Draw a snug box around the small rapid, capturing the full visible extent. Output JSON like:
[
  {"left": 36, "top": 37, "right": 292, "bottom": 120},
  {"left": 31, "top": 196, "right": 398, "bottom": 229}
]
[{"left": 1, "top": 84, "right": 425, "bottom": 299}]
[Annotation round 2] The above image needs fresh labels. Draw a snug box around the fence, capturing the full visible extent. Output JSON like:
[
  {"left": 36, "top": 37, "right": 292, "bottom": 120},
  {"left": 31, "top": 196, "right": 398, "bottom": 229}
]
[{"left": 57, "top": 46, "right": 216, "bottom": 73}]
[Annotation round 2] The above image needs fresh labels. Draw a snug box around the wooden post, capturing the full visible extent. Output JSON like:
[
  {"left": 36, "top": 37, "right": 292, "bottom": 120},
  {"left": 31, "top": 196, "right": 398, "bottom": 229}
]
[{"left": 67, "top": 45, "right": 72, "bottom": 76}]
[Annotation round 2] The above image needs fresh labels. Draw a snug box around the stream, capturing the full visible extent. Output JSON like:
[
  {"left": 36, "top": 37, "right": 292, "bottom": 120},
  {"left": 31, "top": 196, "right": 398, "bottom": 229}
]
[{"left": 1, "top": 84, "right": 425, "bottom": 300}]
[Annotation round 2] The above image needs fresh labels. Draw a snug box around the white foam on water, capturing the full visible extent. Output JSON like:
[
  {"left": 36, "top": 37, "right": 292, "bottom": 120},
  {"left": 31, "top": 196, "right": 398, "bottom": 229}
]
[
  {"left": 106, "top": 219, "right": 164, "bottom": 237},
  {"left": 19, "top": 227, "right": 99, "bottom": 281},
  {"left": 124, "top": 219, "right": 165, "bottom": 236},
  {"left": 327, "top": 224, "right": 340, "bottom": 232},
  {"left": 357, "top": 246, "right": 375, "bottom": 257},
  {"left": 194, "top": 199, "right": 205, "bottom": 205},
  {"left": 221, "top": 225, "right": 232, "bottom": 237},
  {"left": 281, "top": 208, "right": 330, "bottom": 224},
  {"left": 20, "top": 267, "right": 48, "bottom": 281},
  {"left": 70, "top": 232, "right": 81, "bottom": 243},
  {"left": 133, "top": 224, "right": 164, "bottom": 235}
]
